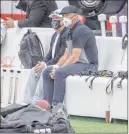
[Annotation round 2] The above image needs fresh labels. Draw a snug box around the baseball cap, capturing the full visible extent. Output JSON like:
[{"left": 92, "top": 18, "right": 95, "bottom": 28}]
[
  {"left": 60, "top": 6, "right": 78, "bottom": 15},
  {"left": 49, "top": 9, "right": 63, "bottom": 18}
]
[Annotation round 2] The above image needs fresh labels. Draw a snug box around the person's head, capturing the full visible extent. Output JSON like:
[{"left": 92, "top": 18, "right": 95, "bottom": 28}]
[
  {"left": 77, "top": 9, "right": 86, "bottom": 24},
  {"left": 49, "top": 9, "right": 65, "bottom": 32},
  {"left": 60, "top": 6, "right": 79, "bottom": 28}
]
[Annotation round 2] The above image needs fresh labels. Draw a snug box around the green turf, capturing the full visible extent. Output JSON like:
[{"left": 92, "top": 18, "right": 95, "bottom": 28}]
[{"left": 71, "top": 117, "right": 127, "bottom": 133}]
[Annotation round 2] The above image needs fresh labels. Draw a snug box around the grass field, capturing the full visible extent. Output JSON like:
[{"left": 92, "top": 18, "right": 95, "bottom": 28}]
[{"left": 71, "top": 117, "right": 127, "bottom": 133}]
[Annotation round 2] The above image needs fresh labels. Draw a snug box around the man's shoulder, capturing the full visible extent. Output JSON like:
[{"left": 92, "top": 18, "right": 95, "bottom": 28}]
[
  {"left": 76, "top": 23, "right": 92, "bottom": 33},
  {"left": 60, "top": 28, "right": 69, "bottom": 38},
  {"left": 74, "top": 23, "right": 94, "bottom": 37}
]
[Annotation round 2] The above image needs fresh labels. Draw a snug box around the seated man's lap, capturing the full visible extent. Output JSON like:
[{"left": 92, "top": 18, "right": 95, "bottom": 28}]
[{"left": 54, "top": 63, "right": 97, "bottom": 77}]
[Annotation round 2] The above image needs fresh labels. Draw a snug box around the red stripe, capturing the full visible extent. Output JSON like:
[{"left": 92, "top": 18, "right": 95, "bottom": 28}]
[
  {"left": 107, "top": 20, "right": 119, "bottom": 31},
  {"left": 80, "top": 17, "right": 86, "bottom": 24},
  {"left": 0, "top": 14, "right": 26, "bottom": 20},
  {"left": 107, "top": 20, "right": 112, "bottom": 31}
]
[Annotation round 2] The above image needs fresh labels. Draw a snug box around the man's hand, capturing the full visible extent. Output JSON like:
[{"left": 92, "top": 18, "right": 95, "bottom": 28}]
[
  {"left": 50, "top": 65, "right": 59, "bottom": 79},
  {"left": 35, "top": 61, "right": 46, "bottom": 73},
  {"left": 4, "top": 17, "right": 15, "bottom": 29}
]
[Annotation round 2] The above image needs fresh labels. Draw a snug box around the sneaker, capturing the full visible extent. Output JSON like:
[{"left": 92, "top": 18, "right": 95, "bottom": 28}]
[{"left": 51, "top": 103, "right": 70, "bottom": 121}]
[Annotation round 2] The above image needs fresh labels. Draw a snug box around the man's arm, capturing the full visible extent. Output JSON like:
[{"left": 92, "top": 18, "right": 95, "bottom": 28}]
[
  {"left": 50, "top": 48, "right": 81, "bottom": 79},
  {"left": 46, "top": 33, "right": 67, "bottom": 66},
  {"left": 56, "top": 48, "right": 69, "bottom": 66},
  {"left": 43, "top": 33, "right": 57, "bottom": 64},
  {"left": 46, "top": 44, "right": 66, "bottom": 66},
  {"left": 61, "top": 48, "right": 81, "bottom": 67},
  {"left": 18, "top": 0, "right": 47, "bottom": 28},
  {"left": 43, "top": 46, "right": 52, "bottom": 64},
  {"left": 42, "top": 48, "right": 52, "bottom": 64}
]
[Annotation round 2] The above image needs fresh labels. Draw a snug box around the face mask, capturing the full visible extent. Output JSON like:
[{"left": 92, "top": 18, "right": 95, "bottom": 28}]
[
  {"left": 63, "top": 17, "right": 72, "bottom": 27},
  {"left": 51, "top": 20, "right": 61, "bottom": 29},
  {"left": 15, "top": 0, "right": 27, "bottom": 12}
]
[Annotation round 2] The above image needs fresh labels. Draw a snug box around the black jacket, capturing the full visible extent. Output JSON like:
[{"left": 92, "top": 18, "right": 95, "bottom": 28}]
[
  {"left": 0, "top": 103, "right": 75, "bottom": 133},
  {"left": 43, "top": 28, "right": 68, "bottom": 66},
  {"left": 18, "top": 0, "right": 57, "bottom": 28}
]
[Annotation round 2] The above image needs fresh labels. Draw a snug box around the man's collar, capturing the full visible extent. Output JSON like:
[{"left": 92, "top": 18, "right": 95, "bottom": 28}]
[
  {"left": 58, "top": 27, "right": 67, "bottom": 35},
  {"left": 71, "top": 21, "right": 80, "bottom": 30}
]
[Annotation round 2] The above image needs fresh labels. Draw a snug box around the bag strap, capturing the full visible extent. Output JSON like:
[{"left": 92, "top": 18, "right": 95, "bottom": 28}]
[
  {"left": 28, "top": 29, "right": 33, "bottom": 34},
  {"left": 106, "top": 74, "right": 118, "bottom": 95},
  {"left": 121, "top": 34, "right": 128, "bottom": 64},
  {"left": 89, "top": 76, "right": 98, "bottom": 90},
  {"left": 85, "top": 76, "right": 92, "bottom": 82},
  {"left": 85, "top": 70, "right": 113, "bottom": 90},
  {"left": 117, "top": 77, "right": 125, "bottom": 89},
  {"left": 118, "top": 71, "right": 128, "bottom": 78},
  {"left": 34, "top": 33, "right": 44, "bottom": 60},
  {"left": 117, "top": 71, "right": 128, "bottom": 89},
  {"left": 122, "top": 34, "right": 128, "bottom": 50},
  {"left": 26, "top": 32, "right": 33, "bottom": 67}
]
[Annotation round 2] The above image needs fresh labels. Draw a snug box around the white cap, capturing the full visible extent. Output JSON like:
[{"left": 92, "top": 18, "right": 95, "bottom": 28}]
[
  {"left": 49, "top": 9, "right": 63, "bottom": 18},
  {"left": 109, "top": 16, "right": 118, "bottom": 23},
  {"left": 98, "top": 14, "right": 106, "bottom": 21}
]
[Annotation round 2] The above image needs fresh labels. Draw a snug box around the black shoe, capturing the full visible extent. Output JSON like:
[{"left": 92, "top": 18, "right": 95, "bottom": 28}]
[{"left": 51, "top": 103, "right": 70, "bottom": 122}]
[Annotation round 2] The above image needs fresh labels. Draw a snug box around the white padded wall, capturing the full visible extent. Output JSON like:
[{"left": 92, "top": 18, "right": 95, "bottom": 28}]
[{"left": 96, "top": 36, "right": 127, "bottom": 72}]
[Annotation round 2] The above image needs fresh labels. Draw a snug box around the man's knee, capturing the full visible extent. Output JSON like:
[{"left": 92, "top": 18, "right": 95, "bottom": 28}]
[
  {"left": 28, "top": 67, "right": 36, "bottom": 79},
  {"left": 42, "top": 66, "right": 53, "bottom": 78},
  {"left": 54, "top": 68, "right": 66, "bottom": 79},
  {"left": 31, "top": 67, "right": 41, "bottom": 79},
  {"left": 31, "top": 67, "right": 39, "bottom": 75}
]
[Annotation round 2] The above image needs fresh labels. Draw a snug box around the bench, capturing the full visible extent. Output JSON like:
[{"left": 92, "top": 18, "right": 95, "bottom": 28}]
[
  {"left": 1, "top": 28, "right": 127, "bottom": 121},
  {"left": 65, "top": 37, "right": 127, "bottom": 121}
]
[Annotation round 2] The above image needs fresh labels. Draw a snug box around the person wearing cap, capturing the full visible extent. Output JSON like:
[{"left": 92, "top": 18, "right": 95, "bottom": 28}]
[
  {"left": 3, "top": 0, "right": 57, "bottom": 28},
  {"left": 24, "top": 9, "right": 68, "bottom": 104},
  {"left": 39, "top": 5, "right": 98, "bottom": 109}
]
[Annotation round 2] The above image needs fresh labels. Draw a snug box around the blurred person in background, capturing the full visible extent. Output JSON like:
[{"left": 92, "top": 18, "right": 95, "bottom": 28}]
[{"left": 3, "top": 0, "right": 57, "bottom": 28}]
